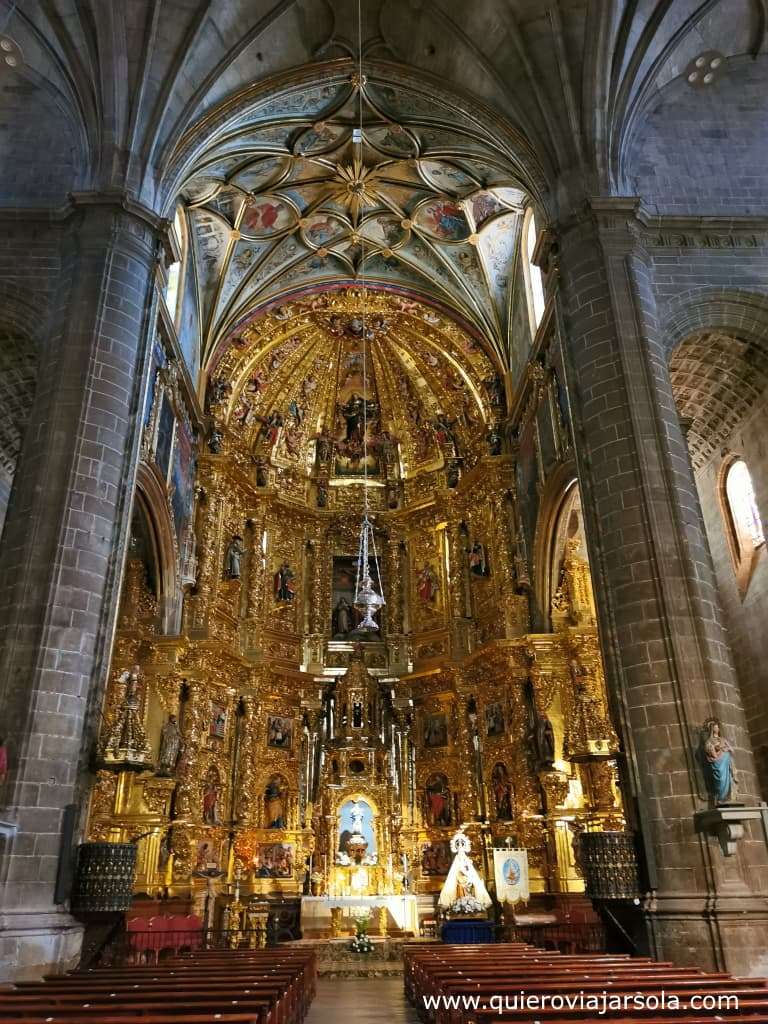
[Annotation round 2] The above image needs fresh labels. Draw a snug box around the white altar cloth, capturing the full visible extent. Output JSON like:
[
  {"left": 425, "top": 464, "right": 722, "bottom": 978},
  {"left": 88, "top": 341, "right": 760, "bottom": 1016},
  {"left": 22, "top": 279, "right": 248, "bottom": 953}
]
[{"left": 300, "top": 895, "right": 419, "bottom": 936}]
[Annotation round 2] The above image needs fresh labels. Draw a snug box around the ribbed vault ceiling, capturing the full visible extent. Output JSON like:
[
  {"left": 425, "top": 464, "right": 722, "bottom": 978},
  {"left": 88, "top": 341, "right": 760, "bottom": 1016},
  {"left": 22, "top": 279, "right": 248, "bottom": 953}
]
[
  {"left": 182, "top": 72, "right": 528, "bottom": 369},
  {"left": 670, "top": 332, "right": 768, "bottom": 469}
]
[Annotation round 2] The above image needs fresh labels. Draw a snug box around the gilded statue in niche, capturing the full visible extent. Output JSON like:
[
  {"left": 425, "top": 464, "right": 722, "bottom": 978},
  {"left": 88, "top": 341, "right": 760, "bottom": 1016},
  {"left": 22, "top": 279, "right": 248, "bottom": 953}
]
[
  {"left": 202, "top": 766, "right": 222, "bottom": 825},
  {"left": 424, "top": 773, "right": 452, "bottom": 826},
  {"left": 264, "top": 775, "right": 289, "bottom": 828},
  {"left": 491, "top": 762, "right": 514, "bottom": 820},
  {"left": 157, "top": 715, "right": 182, "bottom": 776},
  {"left": 273, "top": 562, "right": 296, "bottom": 602},
  {"left": 469, "top": 541, "right": 490, "bottom": 578},
  {"left": 224, "top": 535, "right": 244, "bottom": 578}
]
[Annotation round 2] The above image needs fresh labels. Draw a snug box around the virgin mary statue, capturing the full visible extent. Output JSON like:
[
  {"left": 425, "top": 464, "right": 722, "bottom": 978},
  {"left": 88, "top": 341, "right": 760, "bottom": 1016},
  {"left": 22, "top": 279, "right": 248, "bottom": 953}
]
[{"left": 438, "top": 830, "right": 493, "bottom": 911}]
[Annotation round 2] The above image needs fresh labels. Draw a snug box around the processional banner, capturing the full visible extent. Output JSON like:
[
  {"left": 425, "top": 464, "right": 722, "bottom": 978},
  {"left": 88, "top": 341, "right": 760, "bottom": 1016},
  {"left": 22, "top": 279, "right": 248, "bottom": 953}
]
[{"left": 493, "top": 848, "right": 529, "bottom": 904}]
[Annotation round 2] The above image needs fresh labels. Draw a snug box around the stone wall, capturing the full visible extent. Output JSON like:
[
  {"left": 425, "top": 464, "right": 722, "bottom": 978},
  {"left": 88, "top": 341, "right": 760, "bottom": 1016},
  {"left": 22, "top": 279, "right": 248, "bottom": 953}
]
[
  {"left": 694, "top": 394, "right": 768, "bottom": 798},
  {"left": 625, "top": 55, "right": 768, "bottom": 216}
]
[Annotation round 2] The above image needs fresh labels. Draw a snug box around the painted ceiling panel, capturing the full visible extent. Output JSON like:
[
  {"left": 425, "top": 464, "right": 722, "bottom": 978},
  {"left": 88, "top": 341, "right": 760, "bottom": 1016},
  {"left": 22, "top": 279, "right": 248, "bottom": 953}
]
[{"left": 179, "top": 73, "right": 531, "bottom": 367}]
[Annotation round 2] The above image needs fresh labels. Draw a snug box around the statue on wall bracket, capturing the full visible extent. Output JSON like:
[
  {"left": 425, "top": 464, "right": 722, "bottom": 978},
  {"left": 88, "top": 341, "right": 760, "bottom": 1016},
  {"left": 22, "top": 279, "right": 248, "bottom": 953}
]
[{"left": 699, "top": 718, "right": 738, "bottom": 805}]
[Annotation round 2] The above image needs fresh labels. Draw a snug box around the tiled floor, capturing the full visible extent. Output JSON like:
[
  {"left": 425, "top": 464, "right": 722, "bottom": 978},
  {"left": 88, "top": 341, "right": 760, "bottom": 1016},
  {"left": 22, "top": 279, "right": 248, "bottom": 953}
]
[{"left": 306, "top": 977, "right": 420, "bottom": 1023}]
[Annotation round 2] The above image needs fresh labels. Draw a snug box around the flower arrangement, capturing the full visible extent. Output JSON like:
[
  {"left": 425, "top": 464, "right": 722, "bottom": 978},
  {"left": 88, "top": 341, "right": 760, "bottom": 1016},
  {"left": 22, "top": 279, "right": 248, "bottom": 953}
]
[
  {"left": 349, "top": 932, "right": 375, "bottom": 954},
  {"left": 348, "top": 912, "right": 375, "bottom": 954},
  {"left": 449, "top": 895, "right": 486, "bottom": 917}
]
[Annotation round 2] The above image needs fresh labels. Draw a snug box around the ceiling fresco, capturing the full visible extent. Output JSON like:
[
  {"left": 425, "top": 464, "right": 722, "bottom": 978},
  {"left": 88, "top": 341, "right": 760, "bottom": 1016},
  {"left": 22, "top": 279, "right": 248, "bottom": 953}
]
[
  {"left": 180, "top": 72, "right": 530, "bottom": 372},
  {"left": 208, "top": 290, "right": 502, "bottom": 485}
]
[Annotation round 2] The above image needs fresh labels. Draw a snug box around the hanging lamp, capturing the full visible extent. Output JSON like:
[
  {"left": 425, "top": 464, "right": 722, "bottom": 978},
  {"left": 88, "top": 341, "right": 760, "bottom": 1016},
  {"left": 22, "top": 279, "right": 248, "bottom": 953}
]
[{"left": 351, "top": 0, "right": 385, "bottom": 634}]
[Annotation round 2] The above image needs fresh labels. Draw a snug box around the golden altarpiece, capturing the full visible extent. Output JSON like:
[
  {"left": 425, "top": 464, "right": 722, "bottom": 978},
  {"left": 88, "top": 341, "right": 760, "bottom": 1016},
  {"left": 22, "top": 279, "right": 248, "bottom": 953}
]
[{"left": 87, "top": 290, "right": 625, "bottom": 929}]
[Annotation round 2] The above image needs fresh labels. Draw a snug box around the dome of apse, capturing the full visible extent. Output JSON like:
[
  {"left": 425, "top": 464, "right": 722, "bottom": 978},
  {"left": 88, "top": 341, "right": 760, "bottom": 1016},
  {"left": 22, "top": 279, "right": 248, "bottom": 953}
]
[{"left": 207, "top": 289, "right": 503, "bottom": 499}]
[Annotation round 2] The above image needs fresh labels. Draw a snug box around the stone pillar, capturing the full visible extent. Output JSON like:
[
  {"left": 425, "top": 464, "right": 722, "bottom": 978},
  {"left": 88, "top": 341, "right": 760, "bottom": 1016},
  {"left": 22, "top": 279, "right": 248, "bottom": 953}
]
[
  {"left": 0, "top": 194, "right": 162, "bottom": 980},
  {"left": 555, "top": 198, "right": 768, "bottom": 974}
]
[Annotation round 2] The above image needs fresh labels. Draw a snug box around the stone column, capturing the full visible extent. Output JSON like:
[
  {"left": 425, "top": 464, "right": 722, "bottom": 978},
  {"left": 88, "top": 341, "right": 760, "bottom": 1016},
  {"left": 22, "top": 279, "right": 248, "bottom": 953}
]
[
  {"left": 555, "top": 198, "right": 768, "bottom": 973},
  {"left": 0, "top": 194, "right": 162, "bottom": 980}
]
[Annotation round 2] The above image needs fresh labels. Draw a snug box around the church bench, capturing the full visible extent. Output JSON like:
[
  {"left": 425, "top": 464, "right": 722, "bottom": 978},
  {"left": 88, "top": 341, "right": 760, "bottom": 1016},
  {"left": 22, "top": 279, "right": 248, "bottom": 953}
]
[
  {"left": 0, "top": 982, "right": 296, "bottom": 1023},
  {"left": 0, "top": 950, "right": 317, "bottom": 1024},
  {"left": 403, "top": 943, "right": 768, "bottom": 1024},
  {"left": 0, "top": 996, "right": 277, "bottom": 1024},
  {"left": 464, "top": 1002, "right": 768, "bottom": 1024},
  {"left": 0, "top": 1016, "right": 260, "bottom": 1024}
]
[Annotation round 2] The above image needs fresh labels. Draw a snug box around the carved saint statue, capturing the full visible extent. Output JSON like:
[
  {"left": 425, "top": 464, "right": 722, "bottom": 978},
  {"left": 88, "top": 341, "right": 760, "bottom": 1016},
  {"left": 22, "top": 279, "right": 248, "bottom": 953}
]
[
  {"left": 265, "top": 776, "right": 288, "bottom": 829},
  {"left": 202, "top": 768, "right": 221, "bottom": 825},
  {"left": 535, "top": 714, "right": 556, "bottom": 768},
  {"left": 491, "top": 762, "right": 513, "bottom": 821},
  {"left": 224, "top": 535, "right": 244, "bottom": 579},
  {"left": 157, "top": 714, "right": 182, "bottom": 776},
  {"left": 700, "top": 718, "right": 738, "bottom": 804},
  {"left": 469, "top": 541, "right": 490, "bottom": 578},
  {"left": 274, "top": 562, "right": 296, "bottom": 602},
  {"left": 425, "top": 774, "right": 452, "bottom": 827}
]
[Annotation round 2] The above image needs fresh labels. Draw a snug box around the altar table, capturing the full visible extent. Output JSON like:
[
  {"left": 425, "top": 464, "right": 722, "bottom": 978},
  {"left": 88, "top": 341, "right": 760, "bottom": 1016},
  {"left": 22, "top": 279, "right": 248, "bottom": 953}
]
[{"left": 300, "top": 895, "right": 419, "bottom": 937}]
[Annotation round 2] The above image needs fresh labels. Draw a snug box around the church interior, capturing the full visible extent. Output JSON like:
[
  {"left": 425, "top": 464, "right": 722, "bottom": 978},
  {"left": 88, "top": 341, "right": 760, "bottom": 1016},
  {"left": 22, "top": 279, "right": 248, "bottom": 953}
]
[{"left": 2, "top": 0, "right": 768, "bottom": 1018}]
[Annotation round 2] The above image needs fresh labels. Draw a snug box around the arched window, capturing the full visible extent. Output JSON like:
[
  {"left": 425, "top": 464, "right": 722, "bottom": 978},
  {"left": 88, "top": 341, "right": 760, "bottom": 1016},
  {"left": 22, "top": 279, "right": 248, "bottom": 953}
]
[
  {"left": 722, "top": 457, "right": 764, "bottom": 590},
  {"left": 164, "top": 205, "right": 186, "bottom": 324},
  {"left": 522, "top": 206, "right": 545, "bottom": 333}
]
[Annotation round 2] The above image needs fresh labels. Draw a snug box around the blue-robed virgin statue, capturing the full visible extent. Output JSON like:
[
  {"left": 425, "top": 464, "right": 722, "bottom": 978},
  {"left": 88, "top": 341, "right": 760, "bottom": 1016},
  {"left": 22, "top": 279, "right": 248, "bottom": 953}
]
[{"left": 700, "top": 718, "right": 738, "bottom": 804}]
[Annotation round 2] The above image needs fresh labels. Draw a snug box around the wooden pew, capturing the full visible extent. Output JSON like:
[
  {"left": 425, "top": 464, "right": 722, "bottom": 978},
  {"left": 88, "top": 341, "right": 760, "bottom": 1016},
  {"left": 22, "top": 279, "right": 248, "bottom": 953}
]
[
  {"left": 0, "top": 948, "right": 316, "bottom": 1024},
  {"left": 403, "top": 942, "right": 768, "bottom": 1024}
]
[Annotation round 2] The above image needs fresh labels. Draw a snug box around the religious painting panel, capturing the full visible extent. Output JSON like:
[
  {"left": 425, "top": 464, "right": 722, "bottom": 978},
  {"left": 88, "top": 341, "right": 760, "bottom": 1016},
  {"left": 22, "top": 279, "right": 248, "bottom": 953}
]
[
  {"left": 240, "top": 195, "right": 297, "bottom": 237},
  {"left": 331, "top": 555, "right": 384, "bottom": 639},
  {"left": 267, "top": 714, "right": 293, "bottom": 751},
  {"left": 155, "top": 393, "right": 176, "bottom": 481},
  {"left": 485, "top": 701, "right": 505, "bottom": 737},
  {"left": 422, "top": 712, "right": 449, "bottom": 749},
  {"left": 170, "top": 413, "right": 196, "bottom": 545},
  {"left": 209, "top": 701, "right": 227, "bottom": 740},
  {"left": 255, "top": 842, "right": 294, "bottom": 878},
  {"left": 413, "top": 199, "right": 471, "bottom": 242},
  {"left": 194, "top": 837, "right": 223, "bottom": 874},
  {"left": 420, "top": 840, "right": 452, "bottom": 876}
]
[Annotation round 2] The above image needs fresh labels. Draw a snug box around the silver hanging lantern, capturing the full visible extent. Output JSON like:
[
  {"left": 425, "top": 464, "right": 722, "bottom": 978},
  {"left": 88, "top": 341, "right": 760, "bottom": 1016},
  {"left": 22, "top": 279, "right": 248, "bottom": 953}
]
[{"left": 354, "top": 514, "right": 385, "bottom": 631}]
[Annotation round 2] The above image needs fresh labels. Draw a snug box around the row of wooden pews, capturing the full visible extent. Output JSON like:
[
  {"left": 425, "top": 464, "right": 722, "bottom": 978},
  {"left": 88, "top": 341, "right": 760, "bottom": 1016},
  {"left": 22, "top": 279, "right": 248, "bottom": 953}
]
[
  {"left": 0, "top": 946, "right": 316, "bottom": 1024},
  {"left": 404, "top": 942, "right": 768, "bottom": 1024}
]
